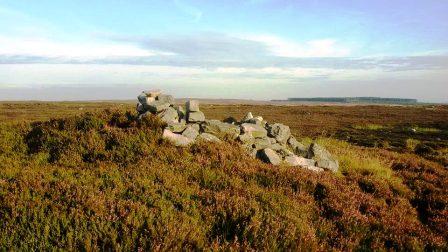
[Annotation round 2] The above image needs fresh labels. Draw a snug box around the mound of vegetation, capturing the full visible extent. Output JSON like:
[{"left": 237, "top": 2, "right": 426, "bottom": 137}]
[{"left": 0, "top": 110, "right": 446, "bottom": 250}]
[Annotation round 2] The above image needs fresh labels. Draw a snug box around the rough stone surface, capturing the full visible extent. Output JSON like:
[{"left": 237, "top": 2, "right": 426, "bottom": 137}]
[
  {"left": 136, "top": 103, "right": 145, "bottom": 113},
  {"left": 188, "top": 111, "right": 205, "bottom": 122},
  {"left": 288, "top": 136, "right": 308, "bottom": 157},
  {"left": 308, "top": 143, "right": 339, "bottom": 172},
  {"left": 166, "top": 122, "right": 187, "bottom": 133},
  {"left": 162, "top": 129, "right": 194, "bottom": 147},
  {"left": 157, "top": 94, "right": 175, "bottom": 105},
  {"left": 143, "top": 89, "right": 162, "bottom": 97},
  {"left": 145, "top": 101, "right": 170, "bottom": 113},
  {"left": 253, "top": 138, "right": 271, "bottom": 150},
  {"left": 268, "top": 123, "right": 291, "bottom": 144},
  {"left": 238, "top": 133, "right": 255, "bottom": 144},
  {"left": 158, "top": 107, "right": 178, "bottom": 124},
  {"left": 241, "top": 123, "right": 268, "bottom": 138},
  {"left": 182, "top": 125, "right": 200, "bottom": 139},
  {"left": 186, "top": 100, "right": 200, "bottom": 112},
  {"left": 258, "top": 148, "right": 281, "bottom": 165},
  {"left": 198, "top": 133, "right": 221, "bottom": 142},
  {"left": 202, "top": 120, "right": 240, "bottom": 138},
  {"left": 176, "top": 106, "right": 186, "bottom": 120},
  {"left": 242, "top": 112, "right": 253, "bottom": 122}
]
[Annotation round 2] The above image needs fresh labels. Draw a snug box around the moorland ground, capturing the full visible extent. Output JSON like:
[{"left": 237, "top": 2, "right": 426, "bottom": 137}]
[{"left": 0, "top": 101, "right": 447, "bottom": 250}]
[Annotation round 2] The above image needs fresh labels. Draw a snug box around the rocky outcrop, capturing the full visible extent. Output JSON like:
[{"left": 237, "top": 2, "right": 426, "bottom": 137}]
[{"left": 136, "top": 90, "right": 339, "bottom": 173}]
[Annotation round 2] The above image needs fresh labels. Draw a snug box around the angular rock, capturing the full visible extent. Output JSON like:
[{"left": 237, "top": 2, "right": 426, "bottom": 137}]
[
  {"left": 145, "top": 101, "right": 170, "bottom": 113},
  {"left": 136, "top": 103, "right": 145, "bottom": 113},
  {"left": 176, "top": 105, "right": 186, "bottom": 120},
  {"left": 202, "top": 120, "right": 240, "bottom": 138},
  {"left": 186, "top": 100, "right": 200, "bottom": 112},
  {"left": 138, "top": 93, "right": 156, "bottom": 105},
  {"left": 166, "top": 121, "right": 187, "bottom": 133},
  {"left": 307, "top": 143, "right": 339, "bottom": 172},
  {"left": 253, "top": 137, "right": 271, "bottom": 150},
  {"left": 198, "top": 133, "right": 221, "bottom": 143},
  {"left": 242, "top": 112, "right": 253, "bottom": 122},
  {"left": 143, "top": 89, "right": 162, "bottom": 97},
  {"left": 157, "top": 94, "right": 175, "bottom": 105},
  {"left": 241, "top": 123, "right": 268, "bottom": 138},
  {"left": 268, "top": 123, "right": 291, "bottom": 144},
  {"left": 188, "top": 111, "right": 205, "bottom": 122},
  {"left": 162, "top": 129, "right": 194, "bottom": 147},
  {"left": 288, "top": 136, "right": 308, "bottom": 157},
  {"left": 237, "top": 133, "right": 255, "bottom": 145},
  {"left": 158, "top": 107, "right": 178, "bottom": 124},
  {"left": 285, "top": 155, "right": 314, "bottom": 166},
  {"left": 182, "top": 125, "right": 200, "bottom": 139},
  {"left": 268, "top": 137, "right": 277, "bottom": 144},
  {"left": 270, "top": 143, "right": 284, "bottom": 151},
  {"left": 258, "top": 148, "right": 281, "bottom": 165}
]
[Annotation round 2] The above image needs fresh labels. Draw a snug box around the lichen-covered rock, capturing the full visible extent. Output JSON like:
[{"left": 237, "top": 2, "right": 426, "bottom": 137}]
[
  {"left": 158, "top": 107, "right": 178, "bottom": 123},
  {"left": 182, "top": 125, "right": 200, "bottom": 139},
  {"left": 198, "top": 133, "right": 221, "bottom": 142},
  {"left": 186, "top": 100, "right": 200, "bottom": 112},
  {"left": 307, "top": 143, "right": 339, "bottom": 172},
  {"left": 202, "top": 120, "right": 240, "bottom": 138},
  {"left": 157, "top": 94, "right": 175, "bottom": 105},
  {"left": 237, "top": 133, "right": 255, "bottom": 145},
  {"left": 242, "top": 112, "right": 253, "bottom": 122},
  {"left": 268, "top": 123, "right": 291, "bottom": 144},
  {"left": 166, "top": 121, "right": 187, "bottom": 133},
  {"left": 145, "top": 101, "right": 170, "bottom": 113},
  {"left": 258, "top": 148, "right": 281, "bottom": 165},
  {"left": 162, "top": 129, "right": 194, "bottom": 147},
  {"left": 241, "top": 123, "right": 268, "bottom": 138},
  {"left": 143, "top": 89, "right": 162, "bottom": 97},
  {"left": 187, "top": 111, "right": 205, "bottom": 122},
  {"left": 288, "top": 136, "right": 308, "bottom": 157},
  {"left": 253, "top": 138, "right": 271, "bottom": 150}
]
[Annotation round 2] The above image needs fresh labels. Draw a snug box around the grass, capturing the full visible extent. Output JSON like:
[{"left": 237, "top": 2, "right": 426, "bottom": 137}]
[{"left": 0, "top": 103, "right": 447, "bottom": 250}]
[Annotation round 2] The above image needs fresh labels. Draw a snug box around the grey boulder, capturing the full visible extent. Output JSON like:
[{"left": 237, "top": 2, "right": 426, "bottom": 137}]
[
  {"left": 186, "top": 100, "right": 200, "bottom": 112},
  {"left": 145, "top": 101, "right": 170, "bottom": 113},
  {"left": 198, "top": 133, "right": 221, "bottom": 143},
  {"left": 307, "top": 143, "right": 339, "bottom": 172},
  {"left": 158, "top": 107, "right": 179, "bottom": 124},
  {"left": 202, "top": 120, "right": 240, "bottom": 138},
  {"left": 268, "top": 123, "right": 291, "bottom": 144},
  {"left": 166, "top": 121, "right": 187, "bottom": 133},
  {"left": 241, "top": 123, "right": 268, "bottom": 138},
  {"left": 162, "top": 129, "right": 194, "bottom": 147},
  {"left": 182, "top": 125, "right": 200, "bottom": 139},
  {"left": 258, "top": 148, "right": 281, "bottom": 165},
  {"left": 157, "top": 94, "right": 175, "bottom": 105},
  {"left": 288, "top": 136, "right": 308, "bottom": 157},
  {"left": 188, "top": 111, "right": 205, "bottom": 122}
]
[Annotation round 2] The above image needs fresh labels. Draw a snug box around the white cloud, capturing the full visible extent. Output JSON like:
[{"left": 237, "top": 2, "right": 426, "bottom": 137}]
[
  {"left": 242, "top": 34, "right": 351, "bottom": 57},
  {"left": 0, "top": 35, "right": 157, "bottom": 59}
]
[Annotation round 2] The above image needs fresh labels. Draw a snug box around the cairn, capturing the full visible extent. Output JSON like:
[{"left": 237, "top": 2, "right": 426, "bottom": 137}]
[{"left": 136, "top": 90, "right": 339, "bottom": 173}]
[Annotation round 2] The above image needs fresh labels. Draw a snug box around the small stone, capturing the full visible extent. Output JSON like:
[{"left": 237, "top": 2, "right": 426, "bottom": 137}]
[
  {"left": 143, "top": 89, "right": 162, "bottom": 97},
  {"left": 158, "top": 107, "right": 178, "bottom": 124},
  {"left": 242, "top": 112, "right": 253, "bottom": 122},
  {"left": 182, "top": 125, "right": 200, "bottom": 139},
  {"left": 188, "top": 111, "right": 205, "bottom": 122},
  {"left": 258, "top": 148, "right": 281, "bottom": 165},
  {"left": 162, "top": 129, "right": 194, "bottom": 147},
  {"left": 157, "top": 94, "right": 175, "bottom": 105},
  {"left": 267, "top": 123, "right": 291, "bottom": 144},
  {"left": 186, "top": 100, "right": 200, "bottom": 112},
  {"left": 241, "top": 123, "right": 268, "bottom": 138},
  {"left": 198, "top": 133, "right": 221, "bottom": 143}
]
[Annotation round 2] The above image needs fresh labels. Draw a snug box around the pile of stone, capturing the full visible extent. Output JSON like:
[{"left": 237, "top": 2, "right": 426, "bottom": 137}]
[{"left": 136, "top": 90, "right": 339, "bottom": 173}]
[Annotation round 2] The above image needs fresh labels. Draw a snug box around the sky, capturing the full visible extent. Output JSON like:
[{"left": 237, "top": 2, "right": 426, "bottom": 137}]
[{"left": 0, "top": 0, "right": 447, "bottom": 102}]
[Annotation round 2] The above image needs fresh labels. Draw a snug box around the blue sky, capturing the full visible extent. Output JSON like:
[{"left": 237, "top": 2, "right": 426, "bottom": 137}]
[{"left": 0, "top": 0, "right": 447, "bottom": 102}]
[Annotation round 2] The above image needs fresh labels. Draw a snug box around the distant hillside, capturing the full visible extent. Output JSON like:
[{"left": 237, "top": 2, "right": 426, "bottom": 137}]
[{"left": 275, "top": 97, "right": 418, "bottom": 104}]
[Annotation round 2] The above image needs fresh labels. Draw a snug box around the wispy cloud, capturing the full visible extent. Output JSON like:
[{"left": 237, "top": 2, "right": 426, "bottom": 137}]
[{"left": 173, "top": 0, "right": 203, "bottom": 22}]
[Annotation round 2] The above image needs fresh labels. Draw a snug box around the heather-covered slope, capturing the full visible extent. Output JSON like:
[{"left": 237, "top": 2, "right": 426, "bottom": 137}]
[{"left": 0, "top": 110, "right": 446, "bottom": 250}]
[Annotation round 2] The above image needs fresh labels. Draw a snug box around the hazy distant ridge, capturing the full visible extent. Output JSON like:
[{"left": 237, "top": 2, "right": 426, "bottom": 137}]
[{"left": 275, "top": 97, "right": 418, "bottom": 104}]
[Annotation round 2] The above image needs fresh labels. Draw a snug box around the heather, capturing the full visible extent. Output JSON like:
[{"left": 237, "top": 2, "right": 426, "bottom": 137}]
[{"left": 0, "top": 109, "right": 446, "bottom": 250}]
